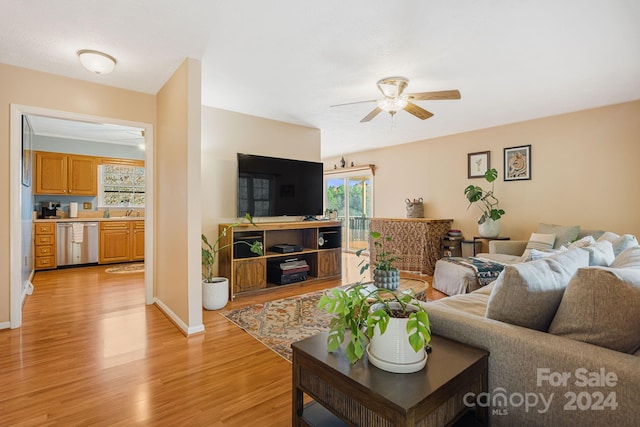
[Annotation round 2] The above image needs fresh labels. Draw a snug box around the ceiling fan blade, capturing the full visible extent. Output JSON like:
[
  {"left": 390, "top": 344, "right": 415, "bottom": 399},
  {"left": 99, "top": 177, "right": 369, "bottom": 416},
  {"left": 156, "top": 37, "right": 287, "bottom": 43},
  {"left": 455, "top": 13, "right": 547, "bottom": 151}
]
[
  {"left": 330, "top": 99, "right": 377, "bottom": 108},
  {"left": 361, "top": 107, "right": 383, "bottom": 122},
  {"left": 404, "top": 102, "right": 434, "bottom": 120},
  {"left": 407, "top": 90, "right": 461, "bottom": 101}
]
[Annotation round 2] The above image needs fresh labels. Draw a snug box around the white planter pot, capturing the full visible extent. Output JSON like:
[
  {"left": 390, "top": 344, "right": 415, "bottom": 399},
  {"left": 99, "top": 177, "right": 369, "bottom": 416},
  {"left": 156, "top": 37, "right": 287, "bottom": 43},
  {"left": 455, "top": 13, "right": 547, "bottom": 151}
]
[
  {"left": 367, "top": 302, "right": 427, "bottom": 373},
  {"left": 202, "top": 278, "right": 229, "bottom": 310},
  {"left": 478, "top": 218, "right": 500, "bottom": 238}
]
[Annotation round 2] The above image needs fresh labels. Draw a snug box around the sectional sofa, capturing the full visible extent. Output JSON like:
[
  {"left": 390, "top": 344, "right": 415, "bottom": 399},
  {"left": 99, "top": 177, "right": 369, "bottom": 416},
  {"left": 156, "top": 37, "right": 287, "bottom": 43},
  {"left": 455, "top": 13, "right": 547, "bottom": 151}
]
[{"left": 423, "top": 229, "right": 640, "bottom": 426}]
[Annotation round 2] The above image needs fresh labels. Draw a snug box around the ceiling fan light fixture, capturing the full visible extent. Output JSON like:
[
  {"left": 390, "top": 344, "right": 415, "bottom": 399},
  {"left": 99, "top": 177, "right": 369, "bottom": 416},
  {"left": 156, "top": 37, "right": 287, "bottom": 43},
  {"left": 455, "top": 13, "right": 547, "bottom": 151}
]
[
  {"left": 77, "top": 49, "right": 117, "bottom": 74},
  {"left": 377, "top": 96, "right": 408, "bottom": 114}
]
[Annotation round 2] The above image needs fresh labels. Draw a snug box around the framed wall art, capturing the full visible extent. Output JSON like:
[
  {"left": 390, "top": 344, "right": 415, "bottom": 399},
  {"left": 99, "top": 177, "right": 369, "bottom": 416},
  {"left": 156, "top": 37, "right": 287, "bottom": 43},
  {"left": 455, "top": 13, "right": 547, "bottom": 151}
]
[
  {"left": 467, "top": 151, "right": 490, "bottom": 179},
  {"left": 504, "top": 145, "right": 531, "bottom": 181}
]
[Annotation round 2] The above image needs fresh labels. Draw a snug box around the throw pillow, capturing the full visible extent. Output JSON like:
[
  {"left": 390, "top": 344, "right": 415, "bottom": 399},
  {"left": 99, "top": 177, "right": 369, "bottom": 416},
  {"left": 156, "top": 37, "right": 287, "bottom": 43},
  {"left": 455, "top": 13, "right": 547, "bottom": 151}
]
[
  {"left": 597, "top": 232, "right": 639, "bottom": 257},
  {"left": 610, "top": 246, "right": 640, "bottom": 269},
  {"left": 537, "top": 223, "right": 580, "bottom": 249},
  {"left": 522, "top": 232, "right": 556, "bottom": 259},
  {"left": 567, "top": 235, "right": 596, "bottom": 249},
  {"left": 526, "top": 248, "right": 567, "bottom": 262},
  {"left": 548, "top": 267, "right": 640, "bottom": 354},
  {"left": 485, "top": 249, "right": 590, "bottom": 331},
  {"left": 580, "top": 240, "right": 615, "bottom": 266}
]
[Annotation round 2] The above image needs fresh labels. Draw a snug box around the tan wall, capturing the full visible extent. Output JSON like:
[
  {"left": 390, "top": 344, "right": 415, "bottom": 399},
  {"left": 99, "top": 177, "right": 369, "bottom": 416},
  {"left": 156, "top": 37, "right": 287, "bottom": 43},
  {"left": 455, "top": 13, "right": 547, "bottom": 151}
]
[
  {"left": 155, "top": 58, "right": 203, "bottom": 331},
  {"left": 0, "top": 63, "right": 155, "bottom": 325},
  {"left": 201, "top": 107, "right": 321, "bottom": 274},
  {"left": 325, "top": 100, "right": 640, "bottom": 241}
]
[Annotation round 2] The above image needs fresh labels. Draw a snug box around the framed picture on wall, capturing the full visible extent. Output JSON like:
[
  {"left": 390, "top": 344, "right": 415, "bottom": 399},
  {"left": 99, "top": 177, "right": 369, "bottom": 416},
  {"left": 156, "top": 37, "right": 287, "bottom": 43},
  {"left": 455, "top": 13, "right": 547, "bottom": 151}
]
[
  {"left": 504, "top": 145, "right": 531, "bottom": 181},
  {"left": 467, "top": 151, "right": 490, "bottom": 178}
]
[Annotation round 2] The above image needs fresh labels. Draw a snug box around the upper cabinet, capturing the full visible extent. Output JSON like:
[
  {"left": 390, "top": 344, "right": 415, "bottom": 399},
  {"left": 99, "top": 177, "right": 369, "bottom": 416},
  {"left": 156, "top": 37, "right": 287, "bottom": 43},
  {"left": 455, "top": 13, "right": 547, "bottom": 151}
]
[{"left": 35, "top": 151, "right": 97, "bottom": 196}]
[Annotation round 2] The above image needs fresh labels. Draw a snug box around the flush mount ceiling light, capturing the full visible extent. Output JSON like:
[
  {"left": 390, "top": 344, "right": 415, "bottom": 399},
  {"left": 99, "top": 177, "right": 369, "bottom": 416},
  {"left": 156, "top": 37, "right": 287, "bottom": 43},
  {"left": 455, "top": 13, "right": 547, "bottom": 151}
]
[{"left": 77, "top": 49, "right": 117, "bottom": 74}]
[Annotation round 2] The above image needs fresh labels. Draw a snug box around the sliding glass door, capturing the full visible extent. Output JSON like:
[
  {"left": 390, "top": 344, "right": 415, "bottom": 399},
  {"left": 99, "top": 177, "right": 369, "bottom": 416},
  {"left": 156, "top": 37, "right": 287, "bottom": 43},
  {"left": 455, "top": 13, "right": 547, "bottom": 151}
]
[{"left": 325, "top": 169, "right": 373, "bottom": 252}]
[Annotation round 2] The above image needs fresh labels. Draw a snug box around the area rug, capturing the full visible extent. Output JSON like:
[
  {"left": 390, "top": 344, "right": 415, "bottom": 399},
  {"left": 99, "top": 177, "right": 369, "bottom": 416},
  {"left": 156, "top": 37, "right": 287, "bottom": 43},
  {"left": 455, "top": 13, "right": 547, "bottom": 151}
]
[
  {"left": 105, "top": 263, "right": 145, "bottom": 274},
  {"left": 220, "top": 290, "right": 333, "bottom": 362}
]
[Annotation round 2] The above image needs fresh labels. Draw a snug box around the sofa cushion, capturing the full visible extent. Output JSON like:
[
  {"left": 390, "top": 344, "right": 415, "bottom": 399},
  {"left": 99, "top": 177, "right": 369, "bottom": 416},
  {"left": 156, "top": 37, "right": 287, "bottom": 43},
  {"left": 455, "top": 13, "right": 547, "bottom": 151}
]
[
  {"left": 597, "top": 232, "right": 639, "bottom": 256},
  {"left": 610, "top": 245, "right": 640, "bottom": 269},
  {"left": 485, "top": 249, "right": 589, "bottom": 331},
  {"left": 537, "top": 223, "right": 580, "bottom": 249},
  {"left": 548, "top": 267, "right": 640, "bottom": 354}
]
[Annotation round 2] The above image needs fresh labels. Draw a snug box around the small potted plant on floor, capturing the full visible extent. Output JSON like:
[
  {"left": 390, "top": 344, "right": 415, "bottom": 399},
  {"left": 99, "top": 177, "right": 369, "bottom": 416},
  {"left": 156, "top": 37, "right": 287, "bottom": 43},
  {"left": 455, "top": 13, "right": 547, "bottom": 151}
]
[
  {"left": 464, "top": 168, "right": 505, "bottom": 238},
  {"left": 317, "top": 283, "right": 431, "bottom": 373},
  {"left": 202, "top": 213, "right": 263, "bottom": 310}
]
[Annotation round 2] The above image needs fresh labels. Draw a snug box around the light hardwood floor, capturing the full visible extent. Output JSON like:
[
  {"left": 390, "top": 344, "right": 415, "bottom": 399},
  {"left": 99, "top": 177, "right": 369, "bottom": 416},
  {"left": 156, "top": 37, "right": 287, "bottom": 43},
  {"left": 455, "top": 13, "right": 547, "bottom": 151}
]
[{"left": 0, "top": 255, "right": 444, "bottom": 426}]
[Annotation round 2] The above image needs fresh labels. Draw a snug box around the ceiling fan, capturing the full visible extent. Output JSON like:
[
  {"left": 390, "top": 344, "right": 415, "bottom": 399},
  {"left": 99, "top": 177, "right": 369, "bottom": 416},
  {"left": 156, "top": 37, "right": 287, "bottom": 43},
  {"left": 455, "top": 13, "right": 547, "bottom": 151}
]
[{"left": 331, "top": 77, "right": 461, "bottom": 123}]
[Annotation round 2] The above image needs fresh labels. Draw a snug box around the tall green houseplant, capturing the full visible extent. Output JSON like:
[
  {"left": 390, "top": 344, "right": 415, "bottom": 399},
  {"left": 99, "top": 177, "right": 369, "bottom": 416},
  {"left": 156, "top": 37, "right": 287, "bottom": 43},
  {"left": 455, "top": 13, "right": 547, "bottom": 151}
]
[{"left": 464, "top": 168, "right": 505, "bottom": 224}]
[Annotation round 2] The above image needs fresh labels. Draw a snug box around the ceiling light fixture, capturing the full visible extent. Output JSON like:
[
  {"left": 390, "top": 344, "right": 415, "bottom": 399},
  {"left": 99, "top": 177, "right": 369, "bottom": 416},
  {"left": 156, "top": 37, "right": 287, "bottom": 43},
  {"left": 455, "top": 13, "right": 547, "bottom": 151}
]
[
  {"left": 77, "top": 49, "right": 117, "bottom": 74},
  {"left": 377, "top": 96, "right": 408, "bottom": 115}
]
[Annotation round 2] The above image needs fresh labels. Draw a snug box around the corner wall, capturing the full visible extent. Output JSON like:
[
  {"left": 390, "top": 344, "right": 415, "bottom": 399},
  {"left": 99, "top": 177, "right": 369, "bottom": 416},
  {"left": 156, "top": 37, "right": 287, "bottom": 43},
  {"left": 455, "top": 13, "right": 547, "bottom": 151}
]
[{"left": 325, "top": 100, "right": 640, "bottom": 241}]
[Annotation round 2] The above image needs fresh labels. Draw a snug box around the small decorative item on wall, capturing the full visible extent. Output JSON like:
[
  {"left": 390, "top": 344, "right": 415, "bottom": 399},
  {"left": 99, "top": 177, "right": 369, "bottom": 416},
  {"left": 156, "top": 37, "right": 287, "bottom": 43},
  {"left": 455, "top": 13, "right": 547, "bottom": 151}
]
[
  {"left": 504, "top": 145, "right": 531, "bottom": 181},
  {"left": 467, "top": 151, "right": 490, "bottom": 179}
]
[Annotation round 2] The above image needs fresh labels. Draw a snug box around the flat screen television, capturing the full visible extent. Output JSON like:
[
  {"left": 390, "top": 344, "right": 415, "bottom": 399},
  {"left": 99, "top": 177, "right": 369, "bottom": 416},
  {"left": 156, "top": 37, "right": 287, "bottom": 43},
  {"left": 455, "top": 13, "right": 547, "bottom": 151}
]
[{"left": 237, "top": 153, "right": 324, "bottom": 218}]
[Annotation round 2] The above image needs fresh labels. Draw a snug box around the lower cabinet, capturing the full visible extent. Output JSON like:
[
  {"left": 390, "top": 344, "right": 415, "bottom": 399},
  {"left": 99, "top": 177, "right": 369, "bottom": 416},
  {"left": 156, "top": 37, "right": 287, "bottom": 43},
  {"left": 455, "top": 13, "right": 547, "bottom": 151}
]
[
  {"left": 34, "top": 222, "right": 56, "bottom": 270},
  {"left": 318, "top": 248, "right": 342, "bottom": 278},
  {"left": 233, "top": 258, "right": 267, "bottom": 293},
  {"left": 99, "top": 220, "right": 144, "bottom": 264}
]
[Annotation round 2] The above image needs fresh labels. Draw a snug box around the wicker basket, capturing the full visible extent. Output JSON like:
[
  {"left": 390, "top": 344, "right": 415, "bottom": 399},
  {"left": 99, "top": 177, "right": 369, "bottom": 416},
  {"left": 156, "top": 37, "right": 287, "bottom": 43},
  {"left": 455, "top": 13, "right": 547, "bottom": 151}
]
[{"left": 405, "top": 198, "right": 424, "bottom": 218}]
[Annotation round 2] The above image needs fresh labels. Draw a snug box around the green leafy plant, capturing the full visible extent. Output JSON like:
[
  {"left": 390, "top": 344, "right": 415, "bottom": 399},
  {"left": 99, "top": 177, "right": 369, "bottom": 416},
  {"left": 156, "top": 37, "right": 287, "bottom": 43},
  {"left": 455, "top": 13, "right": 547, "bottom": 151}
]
[
  {"left": 318, "top": 284, "right": 431, "bottom": 364},
  {"left": 464, "top": 168, "right": 505, "bottom": 224},
  {"left": 201, "top": 213, "right": 263, "bottom": 283},
  {"left": 356, "top": 231, "right": 400, "bottom": 272}
]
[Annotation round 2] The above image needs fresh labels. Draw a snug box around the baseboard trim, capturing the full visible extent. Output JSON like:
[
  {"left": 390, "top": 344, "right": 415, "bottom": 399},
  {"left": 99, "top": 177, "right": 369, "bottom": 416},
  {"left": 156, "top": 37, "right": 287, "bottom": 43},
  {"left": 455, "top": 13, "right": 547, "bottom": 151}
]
[
  {"left": 153, "top": 298, "right": 205, "bottom": 336},
  {"left": 0, "top": 321, "right": 11, "bottom": 330}
]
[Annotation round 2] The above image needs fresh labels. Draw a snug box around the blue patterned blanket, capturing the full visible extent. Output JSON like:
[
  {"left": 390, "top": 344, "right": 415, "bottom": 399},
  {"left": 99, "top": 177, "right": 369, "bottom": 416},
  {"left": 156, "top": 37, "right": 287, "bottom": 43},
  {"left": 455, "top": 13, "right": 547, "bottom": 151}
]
[{"left": 446, "top": 257, "right": 505, "bottom": 287}]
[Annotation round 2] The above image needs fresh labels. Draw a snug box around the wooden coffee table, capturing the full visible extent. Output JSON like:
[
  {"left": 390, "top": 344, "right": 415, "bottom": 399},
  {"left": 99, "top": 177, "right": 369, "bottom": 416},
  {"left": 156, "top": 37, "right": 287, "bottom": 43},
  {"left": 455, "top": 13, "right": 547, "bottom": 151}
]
[{"left": 292, "top": 332, "right": 488, "bottom": 426}]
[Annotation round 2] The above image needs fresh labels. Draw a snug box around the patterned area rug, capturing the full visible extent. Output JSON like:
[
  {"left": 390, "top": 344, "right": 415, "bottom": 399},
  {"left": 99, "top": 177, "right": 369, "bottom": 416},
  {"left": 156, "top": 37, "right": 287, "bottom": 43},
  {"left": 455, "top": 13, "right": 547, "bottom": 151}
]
[
  {"left": 105, "top": 263, "right": 145, "bottom": 274},
  {"left": 220, "top": 290, "right": 333, "bottom": 362}
]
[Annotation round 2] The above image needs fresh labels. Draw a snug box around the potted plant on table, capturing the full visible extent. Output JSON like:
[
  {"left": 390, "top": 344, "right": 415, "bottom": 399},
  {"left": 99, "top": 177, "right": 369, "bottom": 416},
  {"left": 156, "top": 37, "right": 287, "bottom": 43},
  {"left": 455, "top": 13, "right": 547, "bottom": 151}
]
[
  {"left": 317, "top": 283, "right": 431, "bottom": 373},
  {"left": 358, "top": 231, "right": 401, "bottom": 290},
  {"left": 464, "top": 168, "right": 505, "bottom": 238},
  {"left": 201, "top": 213, "right": 263, "bottom": 310}
]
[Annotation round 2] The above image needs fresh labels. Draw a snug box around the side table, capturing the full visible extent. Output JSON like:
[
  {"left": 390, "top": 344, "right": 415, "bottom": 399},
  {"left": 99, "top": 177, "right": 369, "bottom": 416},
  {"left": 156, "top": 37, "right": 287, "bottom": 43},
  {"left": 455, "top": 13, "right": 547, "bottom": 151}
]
[
  {"left": 292, "top": 332, "right": 489, "bottom": 427},
  {"left": 472, "top": 236, "right": 510, "bottom": 256}
]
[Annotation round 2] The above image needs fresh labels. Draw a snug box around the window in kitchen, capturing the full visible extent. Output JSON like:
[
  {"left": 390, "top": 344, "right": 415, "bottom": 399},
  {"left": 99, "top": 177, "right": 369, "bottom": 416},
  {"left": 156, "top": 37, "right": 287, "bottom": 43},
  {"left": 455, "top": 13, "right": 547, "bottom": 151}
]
[{"left": 98, "top": 164, "right": 145, "bottom": 207}]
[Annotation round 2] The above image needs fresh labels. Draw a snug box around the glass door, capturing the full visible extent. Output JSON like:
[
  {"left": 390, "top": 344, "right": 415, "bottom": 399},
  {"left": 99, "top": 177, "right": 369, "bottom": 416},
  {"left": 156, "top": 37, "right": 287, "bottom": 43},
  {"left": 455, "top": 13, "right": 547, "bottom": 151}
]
[{"left": 325, "top": 171, "right": 373, "bottom": 252}]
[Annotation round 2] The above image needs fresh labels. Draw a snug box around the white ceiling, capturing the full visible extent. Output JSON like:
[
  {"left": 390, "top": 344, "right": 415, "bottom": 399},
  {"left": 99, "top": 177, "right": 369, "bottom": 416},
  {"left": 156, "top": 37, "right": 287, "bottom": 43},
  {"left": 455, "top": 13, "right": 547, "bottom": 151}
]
[{"left": 2, "top": 0, "right": 639, "bottom": 158}]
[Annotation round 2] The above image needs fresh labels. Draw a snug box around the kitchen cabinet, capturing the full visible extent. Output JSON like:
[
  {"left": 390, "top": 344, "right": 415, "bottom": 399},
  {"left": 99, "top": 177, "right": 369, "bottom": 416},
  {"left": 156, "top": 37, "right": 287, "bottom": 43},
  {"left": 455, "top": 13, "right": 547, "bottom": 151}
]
[
  {"left": 35, "top": 151, "right": 97, "bottom": 196},
  {"left": 99, "top": 220, "right": 145, "bottom": 264},
  {"left": 34, "top": 222, "right": 56, "bottom": 270}
]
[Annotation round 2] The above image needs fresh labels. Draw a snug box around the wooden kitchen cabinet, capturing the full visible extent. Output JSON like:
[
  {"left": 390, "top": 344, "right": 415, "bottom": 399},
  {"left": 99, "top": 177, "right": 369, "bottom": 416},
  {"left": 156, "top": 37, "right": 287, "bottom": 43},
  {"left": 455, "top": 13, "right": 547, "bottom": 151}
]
[
  {"left": 99, "top": 220, "right": 145, "bottom": 264},
  {"left": 35, "top": 151, "right": 97, "bottom": 196},
  {"left": 34, "top": 222, "right": 56, "bottom": 270}
]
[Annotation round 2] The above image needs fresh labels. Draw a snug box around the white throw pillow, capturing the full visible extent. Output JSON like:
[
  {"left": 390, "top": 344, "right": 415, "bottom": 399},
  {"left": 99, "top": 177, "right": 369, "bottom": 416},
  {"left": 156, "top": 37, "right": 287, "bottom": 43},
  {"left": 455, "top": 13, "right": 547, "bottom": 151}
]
[
  {"left": 580, "top": 240, "right": 615, "bottom": 266},
  {"left": 567, "top": 235, "right": 596, "bottom": 249},
  {"left": 610, "top": 246, "right": 640, "bottom": 269},
  {"left": 597, "top": 232, "right": 639, "bottom": 257},
  {"left": 486, "top": 249, "right": 590, "bottom": 331},
  {"left": 522, "top": 232, "right": 556, "bottom": 259}
]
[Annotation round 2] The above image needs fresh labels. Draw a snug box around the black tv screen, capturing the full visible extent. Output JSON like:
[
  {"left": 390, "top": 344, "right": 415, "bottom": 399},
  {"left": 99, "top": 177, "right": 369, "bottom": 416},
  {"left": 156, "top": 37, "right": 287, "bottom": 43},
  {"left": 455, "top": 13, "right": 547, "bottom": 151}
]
[{"left": 237, "top": 153, "right": 324, "bottom": 218}]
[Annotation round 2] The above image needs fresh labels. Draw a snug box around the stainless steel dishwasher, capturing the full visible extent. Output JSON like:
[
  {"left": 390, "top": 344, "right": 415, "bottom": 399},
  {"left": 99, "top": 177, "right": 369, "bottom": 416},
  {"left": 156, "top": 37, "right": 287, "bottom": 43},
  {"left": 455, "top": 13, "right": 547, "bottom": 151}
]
[{"left": 57, "top": 222, "right": 99, "bottom": 266}]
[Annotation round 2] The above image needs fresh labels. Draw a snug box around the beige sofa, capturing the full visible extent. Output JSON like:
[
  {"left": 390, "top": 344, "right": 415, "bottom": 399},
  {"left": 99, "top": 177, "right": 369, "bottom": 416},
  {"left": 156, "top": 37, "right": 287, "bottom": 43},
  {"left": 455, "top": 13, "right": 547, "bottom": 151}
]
[{"left": 424, "top": 244, "right": 640, "bottom": 426}]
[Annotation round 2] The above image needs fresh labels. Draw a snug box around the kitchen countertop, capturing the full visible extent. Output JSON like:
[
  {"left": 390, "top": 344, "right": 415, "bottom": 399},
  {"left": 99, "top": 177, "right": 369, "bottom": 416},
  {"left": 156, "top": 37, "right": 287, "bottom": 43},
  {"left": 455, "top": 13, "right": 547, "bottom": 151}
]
[{"left": 35, "top": 217, "right": 144, "bottom": 222}]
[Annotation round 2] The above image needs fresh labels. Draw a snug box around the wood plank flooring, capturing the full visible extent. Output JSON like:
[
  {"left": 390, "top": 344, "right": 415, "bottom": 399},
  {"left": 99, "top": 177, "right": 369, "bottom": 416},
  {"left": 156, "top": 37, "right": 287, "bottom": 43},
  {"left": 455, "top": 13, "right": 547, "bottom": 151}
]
[{"left": 0, "top": 255, "right": 444, "bottom": 426}]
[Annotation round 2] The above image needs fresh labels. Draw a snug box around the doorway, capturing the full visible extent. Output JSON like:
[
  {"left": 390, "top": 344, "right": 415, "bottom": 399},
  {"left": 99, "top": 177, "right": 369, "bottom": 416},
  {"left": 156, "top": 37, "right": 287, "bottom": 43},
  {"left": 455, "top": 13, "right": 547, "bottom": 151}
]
[
  {"left": 324, "top": 169, "right": 374, "bottom": 253},
  {"left": 9, "top": 104, "right": 154, "bottom": 328}
]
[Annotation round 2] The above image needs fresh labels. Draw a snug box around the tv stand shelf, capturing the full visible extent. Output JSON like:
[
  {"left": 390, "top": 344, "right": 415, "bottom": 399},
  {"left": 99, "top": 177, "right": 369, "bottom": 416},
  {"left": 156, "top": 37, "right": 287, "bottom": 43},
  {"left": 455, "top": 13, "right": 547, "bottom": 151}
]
[{"left": 218, "top": 220, "right": 342, "bottom": 300}]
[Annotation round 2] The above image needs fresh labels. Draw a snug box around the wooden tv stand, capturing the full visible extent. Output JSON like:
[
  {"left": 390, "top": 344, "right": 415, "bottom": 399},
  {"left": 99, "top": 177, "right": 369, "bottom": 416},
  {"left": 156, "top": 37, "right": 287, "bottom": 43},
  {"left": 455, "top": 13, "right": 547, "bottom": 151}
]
[{"left": 218, "top": 220, "right": 342, "bottom": 300}]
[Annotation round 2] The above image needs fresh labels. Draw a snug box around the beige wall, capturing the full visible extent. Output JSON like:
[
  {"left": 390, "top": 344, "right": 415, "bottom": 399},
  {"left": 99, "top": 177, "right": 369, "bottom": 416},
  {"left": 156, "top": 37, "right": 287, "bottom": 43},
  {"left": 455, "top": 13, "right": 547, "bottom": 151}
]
[
  {"left": 325, "top": 100, "right": 640, "bottom": 241},
  {"left": 0, "top": 63, "right": 155, "bottom": 325},
  {"left": 155, "top": 58, "right": 203, "bottom": 332},
  {"left": 201, "top": 107, "right": 321, "bottom": 274}
]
